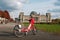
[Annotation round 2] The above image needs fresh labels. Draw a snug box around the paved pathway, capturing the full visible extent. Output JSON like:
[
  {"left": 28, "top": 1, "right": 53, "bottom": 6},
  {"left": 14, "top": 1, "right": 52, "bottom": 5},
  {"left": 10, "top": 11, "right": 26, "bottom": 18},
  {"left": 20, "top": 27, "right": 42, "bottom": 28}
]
[{"left": 0, "top": 23, "right": 60, "bottom": 40}]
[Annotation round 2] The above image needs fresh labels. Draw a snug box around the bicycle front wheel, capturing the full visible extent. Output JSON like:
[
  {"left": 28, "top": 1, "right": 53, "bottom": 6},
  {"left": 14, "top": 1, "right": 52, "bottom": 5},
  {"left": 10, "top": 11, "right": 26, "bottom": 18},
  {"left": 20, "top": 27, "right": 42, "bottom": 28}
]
[{"left": 14, "top": 30, "right": 24, "bottom": 37}]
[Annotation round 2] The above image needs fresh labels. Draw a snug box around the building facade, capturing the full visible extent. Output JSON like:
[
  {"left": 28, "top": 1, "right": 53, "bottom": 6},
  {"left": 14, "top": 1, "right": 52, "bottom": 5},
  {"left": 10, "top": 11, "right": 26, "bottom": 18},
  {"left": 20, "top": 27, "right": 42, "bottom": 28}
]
[{"left": 19, "top": 12, "right": 51, "bottom": 23}]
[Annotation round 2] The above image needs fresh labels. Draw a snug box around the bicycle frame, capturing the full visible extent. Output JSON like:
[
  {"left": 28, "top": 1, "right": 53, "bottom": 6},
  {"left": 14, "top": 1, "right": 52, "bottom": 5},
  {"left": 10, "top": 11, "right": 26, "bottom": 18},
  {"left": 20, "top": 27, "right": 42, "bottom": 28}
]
[{"left": 19, "top": 24, "right": 36, "bottom": 32}]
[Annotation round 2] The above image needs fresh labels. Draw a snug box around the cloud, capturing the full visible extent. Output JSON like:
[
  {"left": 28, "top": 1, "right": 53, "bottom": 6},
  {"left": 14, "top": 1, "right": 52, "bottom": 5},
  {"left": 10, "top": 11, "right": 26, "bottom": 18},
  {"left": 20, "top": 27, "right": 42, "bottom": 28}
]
[
  {"left": 54, "top": 0, "right": 60, "bottom": 6},
  {"left": 47, "top": 8, "right": 60, "bottom": 13},
  {"left": 19, "top": 0, "right": 29, "bottom": 3},
  {"left": 47, "top": 0, "right": 60, "bottom": 13},
  {"left": 0, "top": 0, "right": 60, "bottom": 19},
  {"left": 47, "top": 8, "right": 60, "bottom": 19},
  {"left": 0, "top": 0, "right": 28, "bottom": 11},
  {"left": 0, "top": 0, "right": 29, "bottom": 19}
]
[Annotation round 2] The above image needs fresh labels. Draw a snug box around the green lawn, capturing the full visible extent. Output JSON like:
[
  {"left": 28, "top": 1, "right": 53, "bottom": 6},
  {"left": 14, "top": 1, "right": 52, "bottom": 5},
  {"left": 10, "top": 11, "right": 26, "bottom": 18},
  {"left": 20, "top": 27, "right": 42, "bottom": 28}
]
[{"left": 24, "top": 23, "right": 60, "bottom": 33}]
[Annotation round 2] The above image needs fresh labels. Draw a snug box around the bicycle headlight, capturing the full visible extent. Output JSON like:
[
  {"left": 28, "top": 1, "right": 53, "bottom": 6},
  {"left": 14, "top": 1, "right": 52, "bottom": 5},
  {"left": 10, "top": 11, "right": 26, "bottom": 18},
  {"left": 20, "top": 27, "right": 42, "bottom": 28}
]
[{"left": 19, "top": 25, "right": 22, "bottom": 28}]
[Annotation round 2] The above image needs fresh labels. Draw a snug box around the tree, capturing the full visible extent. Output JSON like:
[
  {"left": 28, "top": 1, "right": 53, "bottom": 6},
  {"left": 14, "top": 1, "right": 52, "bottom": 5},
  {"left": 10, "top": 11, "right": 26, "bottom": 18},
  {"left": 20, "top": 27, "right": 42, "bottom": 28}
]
[
  {"left": 4, "top": 10, "right": 10, "bottom": 19},
  {"left": 0, "top": 10, "right": 4, "bottom": 18}
]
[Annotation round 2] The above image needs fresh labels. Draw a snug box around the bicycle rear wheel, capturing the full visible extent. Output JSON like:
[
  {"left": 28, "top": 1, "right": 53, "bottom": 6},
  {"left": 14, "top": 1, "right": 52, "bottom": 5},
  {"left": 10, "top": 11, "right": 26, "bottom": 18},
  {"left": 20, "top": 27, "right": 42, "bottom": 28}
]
[{"left": 32, "top": 27, "right": 37, "bottom": 35}]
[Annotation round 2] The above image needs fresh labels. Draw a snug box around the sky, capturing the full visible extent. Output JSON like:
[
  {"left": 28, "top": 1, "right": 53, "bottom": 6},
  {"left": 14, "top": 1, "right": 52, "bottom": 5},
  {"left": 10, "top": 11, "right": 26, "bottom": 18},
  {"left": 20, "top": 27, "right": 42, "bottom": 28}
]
[{"left": 0, "top": 0, "right": 60, "bottom": 19}]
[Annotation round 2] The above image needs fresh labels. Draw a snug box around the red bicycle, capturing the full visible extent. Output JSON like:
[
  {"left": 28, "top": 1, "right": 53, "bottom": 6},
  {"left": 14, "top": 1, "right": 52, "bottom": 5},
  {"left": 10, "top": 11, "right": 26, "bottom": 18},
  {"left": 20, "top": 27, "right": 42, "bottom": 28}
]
[{"left": 13, "top": 24, "right": 37, "bottom": 37}]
